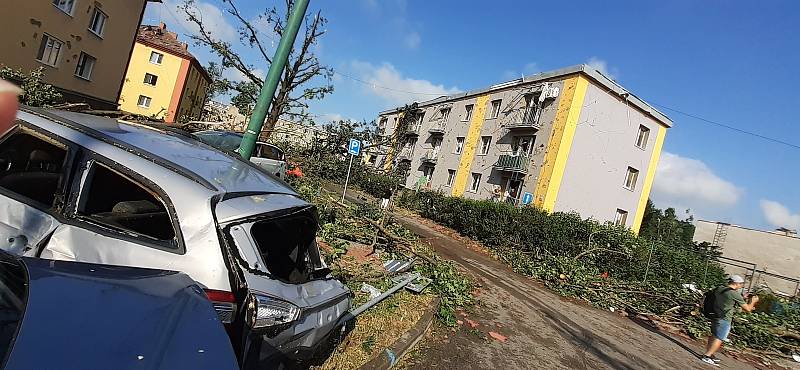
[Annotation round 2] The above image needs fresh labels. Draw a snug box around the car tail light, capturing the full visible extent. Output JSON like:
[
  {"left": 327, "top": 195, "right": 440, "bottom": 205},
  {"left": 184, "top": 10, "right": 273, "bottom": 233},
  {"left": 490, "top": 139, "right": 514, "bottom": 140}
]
[
  {"left": 204, "top": 289, "right": 237, "bottom": 324},
  {"left": 250, "top": 292, "right": 300, "bottom": 329}
]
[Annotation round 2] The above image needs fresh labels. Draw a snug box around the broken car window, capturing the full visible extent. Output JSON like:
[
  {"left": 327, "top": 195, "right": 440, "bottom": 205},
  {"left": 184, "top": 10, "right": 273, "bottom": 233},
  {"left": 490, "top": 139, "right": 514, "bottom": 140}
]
[
  {"left": 77, "top": 163, "right": 176, "bottom": 242},
  {"left": 0, "top": 132, "right": 67, "bottom": 207},
  {"left": 249, "top": 212, "right": 316, "bottom": 283}
]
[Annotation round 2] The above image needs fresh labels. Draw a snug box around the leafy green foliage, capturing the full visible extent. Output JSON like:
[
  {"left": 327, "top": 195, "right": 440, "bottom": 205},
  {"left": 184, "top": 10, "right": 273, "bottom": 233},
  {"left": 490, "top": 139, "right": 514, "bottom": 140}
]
[{"left": 0, "top": 66, "right": 62, "bottom": 107}]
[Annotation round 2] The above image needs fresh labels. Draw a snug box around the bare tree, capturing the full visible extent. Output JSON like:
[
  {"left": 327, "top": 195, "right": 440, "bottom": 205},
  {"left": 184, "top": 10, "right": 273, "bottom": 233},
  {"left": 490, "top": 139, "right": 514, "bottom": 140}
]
[{"left": 179, "top": 0, "right": 333, "bottom": 139}]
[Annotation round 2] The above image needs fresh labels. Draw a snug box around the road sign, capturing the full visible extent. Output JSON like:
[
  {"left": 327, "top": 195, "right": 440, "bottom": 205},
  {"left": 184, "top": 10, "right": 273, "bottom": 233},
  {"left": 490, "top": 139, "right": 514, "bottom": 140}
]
[
  {"left": 348, "top": 139, "right": 361, "bottom": 156},
  {"left": 521, "top": 192, "right": 533, "bottom": 205}
]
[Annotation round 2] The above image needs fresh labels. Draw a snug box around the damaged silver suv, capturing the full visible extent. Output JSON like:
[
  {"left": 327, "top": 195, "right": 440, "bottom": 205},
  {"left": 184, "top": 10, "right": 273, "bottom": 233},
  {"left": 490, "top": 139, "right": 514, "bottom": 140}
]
[{"left": 0, "top": 108, "right": 351, "bottom": 368}]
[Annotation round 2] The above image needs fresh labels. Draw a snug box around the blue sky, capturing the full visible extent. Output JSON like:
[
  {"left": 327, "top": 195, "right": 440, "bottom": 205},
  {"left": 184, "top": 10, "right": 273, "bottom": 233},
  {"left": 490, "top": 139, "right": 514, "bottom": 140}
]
[{"left": 143, "top": 0, "right": 799, "bottom": 231}]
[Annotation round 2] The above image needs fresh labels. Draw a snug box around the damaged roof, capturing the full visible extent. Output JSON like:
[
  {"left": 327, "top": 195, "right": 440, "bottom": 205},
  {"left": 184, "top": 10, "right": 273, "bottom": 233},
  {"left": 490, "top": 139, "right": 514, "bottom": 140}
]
[{"left": 378, "top": 64, "right": 673, "bottom": 128}]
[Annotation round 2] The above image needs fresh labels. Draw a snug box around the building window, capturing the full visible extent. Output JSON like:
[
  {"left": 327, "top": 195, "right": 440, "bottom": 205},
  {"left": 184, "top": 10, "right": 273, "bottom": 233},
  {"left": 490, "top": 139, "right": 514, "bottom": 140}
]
[
  {"left": 137, "top": 95, "right": 152, "bottom": 108},
  {"left": 469, "top": 173, "right": 482, "bottom": 193},
  {"left": 489, "top": 99, "right": 502, "bottom": 119},
  {"left": 149, "top": 51, "right": 164, "bottom": 65},
  {"left": 455, "top": 137, "right": 465, "bottom": 154},
  {"left": 143, "top": 73, "right": 158, "bottom": 86},
  {"left": 479, "top": 136, "right": 492, "bottom": 155},
  {"left": 53, "top": 0, "right": 75, "bottom": 15},
  {"left": 446, "top": 170, "right": 456, "bottom": 187},
  {"left": 37, "top": 34, "right": 64, "bottom": 67},
  {"left": 74, "top": 52, "right": 96, "bottom": 80},
  {"left": 624, "top": 166, "right": 639, "bottom": 190},
  {"left": 636, "top": 125, "right": 650, "bottom": 149},
  {"left": 440, "top": 108, "right": 451, "bottom": 122},
  {"left": 615, "top": 209, "right": 628, "bottom": 226},
  {"left": 463, "top": 104, "right": 474, "bottom": 121},
  {"left": 88, "top": 8, "right": 108, "bottom": 37}
]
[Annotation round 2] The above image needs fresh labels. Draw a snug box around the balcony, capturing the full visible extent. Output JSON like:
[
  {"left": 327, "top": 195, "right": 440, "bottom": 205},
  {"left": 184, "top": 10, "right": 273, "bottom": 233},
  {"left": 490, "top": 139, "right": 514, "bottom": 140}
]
[
  {"left": 421, "top": 150, "right": 439, "bottom": 164},
  {"left": 396, "top": 149, "right": 414, "bottom": 162},
  {"left": 504, "top": 107, "right": 541, "bottom": 130},
  {"left": 404, "top": 124, "right": 421, "bottom": 136},
  {"left": 493, "top": 154, "right": 530, "bottom": 174},
  {"left": 428, "top": 121, "right": 446, "bottom": 135}
]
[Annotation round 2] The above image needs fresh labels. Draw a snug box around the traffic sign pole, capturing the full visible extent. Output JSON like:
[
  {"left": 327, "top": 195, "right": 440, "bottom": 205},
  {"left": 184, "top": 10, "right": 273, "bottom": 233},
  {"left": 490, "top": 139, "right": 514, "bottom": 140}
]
[{"left": 342, "top": 153, "right": 355, "bottom": 202}]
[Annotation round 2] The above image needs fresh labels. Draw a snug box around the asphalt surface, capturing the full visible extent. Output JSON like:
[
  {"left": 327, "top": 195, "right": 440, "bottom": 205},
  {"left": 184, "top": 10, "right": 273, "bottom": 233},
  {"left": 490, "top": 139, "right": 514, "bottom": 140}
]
[{"left": 392, "top": 213, "right": 759, "bottom": 370}]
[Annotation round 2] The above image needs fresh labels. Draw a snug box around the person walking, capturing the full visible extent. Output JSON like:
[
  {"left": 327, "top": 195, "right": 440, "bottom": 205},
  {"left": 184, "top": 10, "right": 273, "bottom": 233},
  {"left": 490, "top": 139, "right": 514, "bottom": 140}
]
[{"left": 701, "top": 275, "right": 759, "bottom": 366}]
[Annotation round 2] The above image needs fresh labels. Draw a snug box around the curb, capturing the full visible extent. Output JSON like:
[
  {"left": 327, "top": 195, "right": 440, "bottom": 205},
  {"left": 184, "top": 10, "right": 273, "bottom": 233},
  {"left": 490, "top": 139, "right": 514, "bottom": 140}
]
[{"left": 360, "top": 297, "right": 439, "bottom": 370}]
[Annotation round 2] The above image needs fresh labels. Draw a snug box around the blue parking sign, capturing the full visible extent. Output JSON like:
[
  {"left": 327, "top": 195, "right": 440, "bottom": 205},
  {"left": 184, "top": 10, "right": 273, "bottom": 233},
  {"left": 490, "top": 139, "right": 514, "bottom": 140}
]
[
  {"left": 348, "top": 139, "right": 361, "bottom": 155},
  {"left": 521, "top": 192, "right": 533, "bottom": 205}
]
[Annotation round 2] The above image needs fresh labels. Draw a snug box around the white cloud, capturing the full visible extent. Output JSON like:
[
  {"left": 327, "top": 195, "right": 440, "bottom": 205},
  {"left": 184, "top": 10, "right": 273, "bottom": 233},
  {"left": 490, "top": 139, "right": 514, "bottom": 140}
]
[
  {"left": 225, "top": 67, "right": 266, "bottom": 83},
  {"left": 404, "top": 32, "right": 421, "bottom": 49},
  {"left": 759, "top": 200, "right": 800, "bottom": 230},
  {"left": 586, "top": 57, "right": 618, "bottom": 81},
  {"left": 162, "top": 0, "right": 237, "bottom": 42},
  {"left": 651, "top": 152, "right": 743, "bottom": 207},
  {"left": 350, "top": 61, "right": 461, "bottom": 106},
  {"left": 319, "top": 113, "right": 346, "bottom": 123}
]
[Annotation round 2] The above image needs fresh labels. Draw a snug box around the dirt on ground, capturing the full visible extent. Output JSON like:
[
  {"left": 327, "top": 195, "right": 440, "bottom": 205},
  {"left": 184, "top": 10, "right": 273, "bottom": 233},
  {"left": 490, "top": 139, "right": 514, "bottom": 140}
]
[{"left": 392, "top": 213, "right": 767, "bottom": 370}]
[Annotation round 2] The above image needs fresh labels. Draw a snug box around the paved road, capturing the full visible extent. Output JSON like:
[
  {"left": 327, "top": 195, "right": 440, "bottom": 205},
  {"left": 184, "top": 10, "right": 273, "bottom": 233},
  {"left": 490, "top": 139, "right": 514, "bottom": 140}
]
[{"left": 393, "top": 213, "right": 758, "bottom": 370}]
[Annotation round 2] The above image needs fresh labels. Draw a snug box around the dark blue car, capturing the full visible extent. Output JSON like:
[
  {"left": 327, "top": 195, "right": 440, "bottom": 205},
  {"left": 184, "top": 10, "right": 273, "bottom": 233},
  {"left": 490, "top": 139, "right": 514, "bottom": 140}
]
[{"left": 0, "top": 252, "right": 239, "bottom": 370}]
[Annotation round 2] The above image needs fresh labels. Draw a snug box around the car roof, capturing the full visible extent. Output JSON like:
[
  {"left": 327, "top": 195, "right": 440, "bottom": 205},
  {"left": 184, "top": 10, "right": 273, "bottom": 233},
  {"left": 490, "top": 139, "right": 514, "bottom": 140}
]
[{"left": 19, "top": 108, "right": 296, "bottom": 197}]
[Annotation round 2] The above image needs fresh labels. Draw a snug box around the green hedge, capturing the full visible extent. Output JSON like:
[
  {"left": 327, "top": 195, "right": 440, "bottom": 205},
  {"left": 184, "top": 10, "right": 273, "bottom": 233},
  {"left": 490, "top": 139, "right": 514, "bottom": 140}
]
[{"left": 396, "top": 190, "right": 725, "bottom": 289}]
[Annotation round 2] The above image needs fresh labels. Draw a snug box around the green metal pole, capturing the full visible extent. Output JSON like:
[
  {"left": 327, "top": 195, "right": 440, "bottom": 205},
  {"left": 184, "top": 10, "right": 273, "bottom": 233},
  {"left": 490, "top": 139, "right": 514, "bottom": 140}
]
[{"left": 238, "top": 0, "right": 310, "bottom": 159}]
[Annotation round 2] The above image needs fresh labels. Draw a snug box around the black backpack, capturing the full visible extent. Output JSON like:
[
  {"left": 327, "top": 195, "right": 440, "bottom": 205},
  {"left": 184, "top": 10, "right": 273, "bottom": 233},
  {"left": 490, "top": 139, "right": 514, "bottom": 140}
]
[{"left": 702, "top": 287, "right": 732, "bottom": 319}]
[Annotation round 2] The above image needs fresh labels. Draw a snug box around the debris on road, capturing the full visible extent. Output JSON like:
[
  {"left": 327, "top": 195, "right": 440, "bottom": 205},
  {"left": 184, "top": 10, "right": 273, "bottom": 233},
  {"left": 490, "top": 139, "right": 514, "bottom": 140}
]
[
  {"left": 488, "top": 331, "right": 508, "bottom": 342},
  {"left": 361, "top": 283, "right": 382, "bottom": 300}
]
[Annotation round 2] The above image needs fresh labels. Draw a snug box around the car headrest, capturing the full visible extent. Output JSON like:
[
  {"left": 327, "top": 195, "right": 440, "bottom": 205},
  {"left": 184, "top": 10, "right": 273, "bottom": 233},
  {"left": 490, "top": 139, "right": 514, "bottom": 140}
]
[{"left": 112, "top": 200, "right": 161, "bottom": 214}]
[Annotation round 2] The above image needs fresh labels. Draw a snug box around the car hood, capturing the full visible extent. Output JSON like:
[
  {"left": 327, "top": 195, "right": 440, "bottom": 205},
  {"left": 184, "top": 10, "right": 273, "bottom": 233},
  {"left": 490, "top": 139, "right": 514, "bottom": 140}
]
[{"left": 4, "top": 258, "right": 238, "bottom": 370}]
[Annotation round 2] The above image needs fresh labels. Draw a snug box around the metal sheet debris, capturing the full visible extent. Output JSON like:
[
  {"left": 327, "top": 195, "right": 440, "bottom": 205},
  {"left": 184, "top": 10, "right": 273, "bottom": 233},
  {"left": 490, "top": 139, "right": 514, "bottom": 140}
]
[
  {"left": 392, "top": 272, "right": 432, "bottom": 294},
  {"left": 360, "top": 283, "right": 382, "bottom": 300},
  {"left": 383, "top": 259, "right": 413, "bottom": 273}
]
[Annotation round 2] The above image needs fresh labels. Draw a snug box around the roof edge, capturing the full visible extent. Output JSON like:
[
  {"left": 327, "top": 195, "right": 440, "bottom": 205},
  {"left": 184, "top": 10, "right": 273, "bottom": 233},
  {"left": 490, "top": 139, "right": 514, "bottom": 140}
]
[{"left": 378, "top": 64, "right": 672, "bottom": 128}]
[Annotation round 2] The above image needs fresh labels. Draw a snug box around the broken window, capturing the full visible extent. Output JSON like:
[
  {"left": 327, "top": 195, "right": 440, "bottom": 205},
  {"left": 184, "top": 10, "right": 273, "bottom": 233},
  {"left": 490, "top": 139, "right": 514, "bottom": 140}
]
[
  {"left": 0, "top": 132, "right": 68, "bottom": 208},
  {"left": 77, "top": 163, "right": 176, "bottom": 242},
  {"left": 250, "top": 212, "right": 317, "bottom": 283}
]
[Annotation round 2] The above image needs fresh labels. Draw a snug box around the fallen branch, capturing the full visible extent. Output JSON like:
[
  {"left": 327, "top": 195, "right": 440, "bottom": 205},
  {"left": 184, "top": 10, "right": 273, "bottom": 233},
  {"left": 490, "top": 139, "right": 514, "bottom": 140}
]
[
  {"left": 574, "top": 247, "right": 629, "bottom": 260},
  {"left": 364, "top": 218, "right": 436, "bottom": 265}
]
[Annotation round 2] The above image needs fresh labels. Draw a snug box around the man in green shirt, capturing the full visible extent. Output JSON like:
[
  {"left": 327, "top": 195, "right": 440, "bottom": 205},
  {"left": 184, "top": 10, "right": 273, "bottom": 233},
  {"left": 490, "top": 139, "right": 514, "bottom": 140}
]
[{"left": 702, "top": 275, "right": 759, "bottom": 366}]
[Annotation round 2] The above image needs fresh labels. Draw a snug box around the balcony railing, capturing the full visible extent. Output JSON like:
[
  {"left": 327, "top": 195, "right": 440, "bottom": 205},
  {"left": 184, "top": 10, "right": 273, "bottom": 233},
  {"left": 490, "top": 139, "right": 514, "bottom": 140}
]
[
  {"left": 396, "top": 149, "right": 414, "bottom": 162},
  {"left": 428, "top": 121, "right": 446, "bottom": 135},
  {"left": 504, "top": 106, "right": 540, "bottom": 130},
  {"left": 404, "top": 124, "right": 421, "bottom": 136},
  {"left": 493, "top": 154, "right": 530, "bottom": 173},
  {"left": 421, "top": 150, "right": 439, "bottom": 164}
]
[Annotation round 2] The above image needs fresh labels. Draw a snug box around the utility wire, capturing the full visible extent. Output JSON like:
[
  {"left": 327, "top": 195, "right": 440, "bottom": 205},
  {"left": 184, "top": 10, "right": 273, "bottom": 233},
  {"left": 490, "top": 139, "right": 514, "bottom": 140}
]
[{"left": 651, "top": 103, "right": 800, "bottom": 150}]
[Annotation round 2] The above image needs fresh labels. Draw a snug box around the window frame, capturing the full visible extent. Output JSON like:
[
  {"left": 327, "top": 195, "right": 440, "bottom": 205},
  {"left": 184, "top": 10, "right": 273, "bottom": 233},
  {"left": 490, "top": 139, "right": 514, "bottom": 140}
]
[
  {"left": 52, "top": 0, "right": 75, "bottom": 16},
  {"left": 74, "top": 52, "right": 96, "bottom": 81},
  {"left": 469, "top": 172, "right": 482, "bottom": 193},
  {"left": 446, "top": 169, "right": 456, "bottom": 187},
  {"left": 623, "top": 166, "right": 639, "bottom": 191},
  {"left": 0, "top": 124, "right": 78, "bottom": 213},
  {"left": 636, "top": 125, "right": 650, "bottom": 149},
  {"left": 489, "top": 99, "right": 502, "bottom": 119},
  {"left": 440, "top": 107, "right": 451, "bottom": 122},
  {"left": 149, "top": 51, "right": 164, "bottom": 65},
  {"left": 614, "top": 209, "right": 629, "bottom": 226},
  {"left": 143, "top": 73, "right": 158, "bottom": 86},
  {"left": 463, "top": 104, "right": 474, "bottom": 122},
  {"left": 454, "top": 137, "right": 465, "bottom": 154},
  {"left": 67, "top": 152, "right": 185, "bottom": 254},
  {"left": 137, "top": 95, "right": 152, "bottom": 108},
  {"left": 37, "top": 34, "right": 64, "bottom": 68},
  {"left": 479, "top": 136, "right": 492, "bottom": 155},
  {"left": 88, "top": 7, "right": 108, "bottom": 38}
]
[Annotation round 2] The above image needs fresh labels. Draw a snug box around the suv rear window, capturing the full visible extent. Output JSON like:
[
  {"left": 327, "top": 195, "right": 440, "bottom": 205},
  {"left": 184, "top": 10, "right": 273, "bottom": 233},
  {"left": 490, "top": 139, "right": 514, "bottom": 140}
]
[
  {"left": 77, "top": 163, "right": 176, "bottom": 242},
  {"left": 250, "top": 213, "right": 317, "bottom": 283},
  {"left": 0, "top": 253, "right": 27, "bottom": 365},
  {"left": 0, "top": 132, "right": 67, "bottom": 208}
]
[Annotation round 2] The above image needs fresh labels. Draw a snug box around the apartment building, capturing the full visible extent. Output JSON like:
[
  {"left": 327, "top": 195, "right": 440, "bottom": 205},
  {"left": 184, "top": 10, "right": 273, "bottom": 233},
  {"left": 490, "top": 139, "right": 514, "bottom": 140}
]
[
  {"left": 119, "top": 23, "right": 210, "bottom": 123},
  {"left": 0, "top": 0, "right": 155, "bottom": 109},
  {"left": 375, "top": 65, "right": 672, "bottom": 233}
]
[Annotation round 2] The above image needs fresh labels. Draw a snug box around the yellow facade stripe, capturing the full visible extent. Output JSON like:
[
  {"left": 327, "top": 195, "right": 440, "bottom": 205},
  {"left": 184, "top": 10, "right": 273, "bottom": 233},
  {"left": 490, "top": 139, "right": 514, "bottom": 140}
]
[
  {"left": 631, "top": 125, "right": 666, "bottom": 234},
  {"left": 452, "top": 95, "right": 490, "bottom": 196},
  {"left": 533, "top": 75, "right": 589, "bottom": 211}
]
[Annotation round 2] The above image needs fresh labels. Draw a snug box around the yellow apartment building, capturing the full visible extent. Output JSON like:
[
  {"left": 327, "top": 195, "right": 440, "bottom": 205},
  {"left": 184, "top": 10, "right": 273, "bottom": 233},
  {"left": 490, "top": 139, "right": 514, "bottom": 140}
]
[
  {"left": 119, "top": 23, "right": 210, "bottom": 123},
  {"left": 0, "top": 0, "right": 155, "bottom": 109}
]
